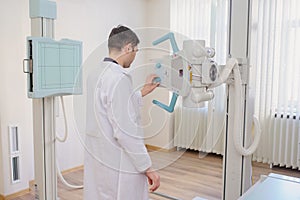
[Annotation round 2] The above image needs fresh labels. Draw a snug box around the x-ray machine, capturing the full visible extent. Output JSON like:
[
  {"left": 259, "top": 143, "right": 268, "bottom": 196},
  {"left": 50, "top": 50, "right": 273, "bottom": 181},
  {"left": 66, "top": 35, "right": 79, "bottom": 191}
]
[
  {"left": 24, "top": 0, "right": 82, "bottom": 199},
  {"left": 24, "top": 0, "right": 260, "bottom": 200},
  {"left": 151, "top": 1, "right": 259, "bottom": 200}
]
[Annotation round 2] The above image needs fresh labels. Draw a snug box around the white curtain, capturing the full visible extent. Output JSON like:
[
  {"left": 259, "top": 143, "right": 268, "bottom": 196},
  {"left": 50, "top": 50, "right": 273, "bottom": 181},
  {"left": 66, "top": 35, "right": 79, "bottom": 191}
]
[
  {"left": 251, "top": 0, "right": 300, "bottom": 166},
  {"left": 171, "top": 0, "right": 228, "bottom": 153}
]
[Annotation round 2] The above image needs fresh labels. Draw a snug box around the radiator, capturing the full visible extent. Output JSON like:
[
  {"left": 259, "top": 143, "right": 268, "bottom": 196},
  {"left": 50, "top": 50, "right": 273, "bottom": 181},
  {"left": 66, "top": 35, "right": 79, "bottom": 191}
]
[
  {"left": 173, "top": 107, "right": 224, "bottom": 155},
  {"left": 271, "top": 113, "right": 300, "bottom": 169},
  {"left": 174, "top": 108, "right": 300, "bottom": 169}
]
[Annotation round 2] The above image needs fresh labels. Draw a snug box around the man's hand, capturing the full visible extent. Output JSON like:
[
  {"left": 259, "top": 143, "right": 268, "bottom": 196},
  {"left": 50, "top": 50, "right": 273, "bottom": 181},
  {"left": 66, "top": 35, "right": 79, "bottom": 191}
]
[
  {"left": 141, "top": 74, "right": 160, "bottom": 97},
  {"left": 145, "top": 168, "right": 160, "bottom": 192}
]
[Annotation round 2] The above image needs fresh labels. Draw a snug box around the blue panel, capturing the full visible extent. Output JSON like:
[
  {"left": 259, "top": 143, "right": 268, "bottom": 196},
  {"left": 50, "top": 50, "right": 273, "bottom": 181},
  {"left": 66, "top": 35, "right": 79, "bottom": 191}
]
[
  {"left": 27, "top": 37, "right": 82, "bottom": 98},
  {"left": 60, "top": 47, "right": 75, "bottom": 66},
  {"left": 42, "top": 67, "right": 61, "bottom": 89},
  {"left": 43, "top": 44, "right": 59, "bottom": 66}
]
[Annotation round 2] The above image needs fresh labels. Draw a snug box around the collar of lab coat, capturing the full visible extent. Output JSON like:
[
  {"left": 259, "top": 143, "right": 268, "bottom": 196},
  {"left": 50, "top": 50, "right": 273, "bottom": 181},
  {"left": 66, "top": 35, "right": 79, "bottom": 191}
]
[{"left": 103, "top": 59, "right": 130, "bottom": 75}]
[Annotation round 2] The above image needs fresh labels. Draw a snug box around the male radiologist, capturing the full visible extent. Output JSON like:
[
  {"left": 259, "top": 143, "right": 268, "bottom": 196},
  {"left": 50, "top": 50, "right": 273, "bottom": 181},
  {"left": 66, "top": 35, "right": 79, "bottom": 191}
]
[{"left": 84, "top": 25, "right": 160, "bottom": 200}]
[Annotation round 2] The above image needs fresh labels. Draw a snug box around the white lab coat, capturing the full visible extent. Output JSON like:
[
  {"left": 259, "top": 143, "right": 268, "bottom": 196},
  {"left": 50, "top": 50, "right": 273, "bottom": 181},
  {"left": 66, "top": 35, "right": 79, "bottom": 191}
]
[{"left": 84, "top": 60, "right": 152, "bottom": 200}]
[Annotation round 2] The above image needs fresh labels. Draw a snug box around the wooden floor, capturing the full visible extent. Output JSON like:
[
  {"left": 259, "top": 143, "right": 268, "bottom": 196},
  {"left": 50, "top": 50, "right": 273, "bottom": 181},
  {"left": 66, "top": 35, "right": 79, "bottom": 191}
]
[{"left": 11, "top": 150, "right": 300, "bottom": 200}]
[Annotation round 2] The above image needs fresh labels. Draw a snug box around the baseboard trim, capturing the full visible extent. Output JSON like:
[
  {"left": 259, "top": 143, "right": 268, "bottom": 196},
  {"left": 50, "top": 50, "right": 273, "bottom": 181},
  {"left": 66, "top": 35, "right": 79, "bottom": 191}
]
[
  {"left": 62, "top": 165, "right": 83, "bottom": 174},
  {"left": 146, "top": 144, "right": 176, "bottom": 152},
  {"left": 29, "top": 179, "right": 35, "bottom": 192},
  {"left": 1, "top": 188, "right": 30, "bottom": 200},
  {"left": 4, "top": 165, "right": 84, "bottom": 199},
  {"left": 29, "top": 164, "right": 84, "bottom": 191}
]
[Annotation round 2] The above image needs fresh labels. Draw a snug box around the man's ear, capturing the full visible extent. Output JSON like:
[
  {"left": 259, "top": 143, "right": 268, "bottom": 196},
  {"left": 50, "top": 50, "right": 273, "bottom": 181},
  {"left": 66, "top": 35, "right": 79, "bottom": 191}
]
[{"left": 123, "top": 43, "right": 132, "bottom": 53}]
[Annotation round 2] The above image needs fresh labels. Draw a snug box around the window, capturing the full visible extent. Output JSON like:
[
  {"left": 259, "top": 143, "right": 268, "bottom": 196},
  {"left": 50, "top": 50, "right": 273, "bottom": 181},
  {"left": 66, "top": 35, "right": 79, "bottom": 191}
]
[
  {"left": 9, "top": 125, "right": 20, "bottom": 183},
  {"left": 250, "top": 0, "right": 300, "bottom": 116}
]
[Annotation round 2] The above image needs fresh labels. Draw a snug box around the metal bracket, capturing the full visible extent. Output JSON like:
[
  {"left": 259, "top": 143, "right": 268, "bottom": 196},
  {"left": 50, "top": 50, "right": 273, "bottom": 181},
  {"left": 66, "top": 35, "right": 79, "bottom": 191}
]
[
  {"left": 23, "top": 59, "right": 33, "bottom": 73},
  {"left": 226, "top": 64, "right": 249, "bottom": 85}
]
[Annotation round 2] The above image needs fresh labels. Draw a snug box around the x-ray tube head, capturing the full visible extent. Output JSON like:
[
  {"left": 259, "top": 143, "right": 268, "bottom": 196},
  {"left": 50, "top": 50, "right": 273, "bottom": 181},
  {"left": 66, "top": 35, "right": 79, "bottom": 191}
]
[
  {"left": 205, "top": 47, "right": 215, "bottom": 58},
  {"left": 182, "top": 40, "right": 207, "bottom": 61}
]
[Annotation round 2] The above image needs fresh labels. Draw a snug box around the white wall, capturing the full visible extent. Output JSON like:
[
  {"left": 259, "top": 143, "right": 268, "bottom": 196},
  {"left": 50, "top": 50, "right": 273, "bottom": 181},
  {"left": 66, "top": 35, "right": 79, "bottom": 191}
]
[
  {"left": 0, "top": 0, "right": 148, "bottom": 196},
  {"left": 145, "top": 0, "right": 170, "bottom": 28},
  {"left": 0, "top": 118, "right": 3, "bottom": 195},
  {"left": 0, "top": 0, "right": 32, "bottom": 196}
]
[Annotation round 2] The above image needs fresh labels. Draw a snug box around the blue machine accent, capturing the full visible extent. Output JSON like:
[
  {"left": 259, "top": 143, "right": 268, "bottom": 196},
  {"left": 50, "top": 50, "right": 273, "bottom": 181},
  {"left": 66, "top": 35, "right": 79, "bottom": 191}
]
[
  {"left": 155, "top": 63, "right": 162, "bottom": 69},
  {"left": 25, "top": 37, "right": 82, "bottom": 98},
  {"left": 30, "top": 0, "right": 57, "bottom": 19},
  {"left": 152, "top": 32, "right": 180, "bottom": 54},
  {"left": 152, "top": 93, "right": 179, "bottom": 113},
  {"left": 154, "top": 62, "right": 163, "bottom": 84},
  {"left": 152, "top": 77, "right": 161, "bottom": 84},
  {"left": 152, "top": 32, "right": 181, "bottom": 112}
]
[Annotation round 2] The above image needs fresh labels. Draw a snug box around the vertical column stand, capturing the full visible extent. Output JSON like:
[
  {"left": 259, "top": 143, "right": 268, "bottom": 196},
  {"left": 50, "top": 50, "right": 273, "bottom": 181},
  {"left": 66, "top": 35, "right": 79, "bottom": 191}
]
[
  {"left": 31, "top": 17, "right": 57, "bottom": 200},
  {"left": 222, "top": 0, "right": 252, "bottom": 199}
]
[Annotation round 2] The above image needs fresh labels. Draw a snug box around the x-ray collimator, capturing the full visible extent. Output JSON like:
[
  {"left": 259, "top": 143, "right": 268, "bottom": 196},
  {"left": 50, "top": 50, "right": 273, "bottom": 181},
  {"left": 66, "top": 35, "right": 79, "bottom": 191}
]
[{"left": 23, "top": 37, "right": 82, "bottom": 98}]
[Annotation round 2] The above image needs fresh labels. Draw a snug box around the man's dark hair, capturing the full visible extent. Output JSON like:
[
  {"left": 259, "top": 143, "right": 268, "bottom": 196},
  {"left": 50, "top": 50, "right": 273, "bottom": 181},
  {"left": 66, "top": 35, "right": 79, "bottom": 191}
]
[{"left": 108, "top": 25, "right": 140, "bottom": 52}]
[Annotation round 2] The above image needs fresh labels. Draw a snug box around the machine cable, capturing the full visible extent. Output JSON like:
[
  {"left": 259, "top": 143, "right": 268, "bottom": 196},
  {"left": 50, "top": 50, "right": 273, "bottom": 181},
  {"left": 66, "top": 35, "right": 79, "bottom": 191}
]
[{"left": 55, "top": 96, "right": 84, "bottom": 189}]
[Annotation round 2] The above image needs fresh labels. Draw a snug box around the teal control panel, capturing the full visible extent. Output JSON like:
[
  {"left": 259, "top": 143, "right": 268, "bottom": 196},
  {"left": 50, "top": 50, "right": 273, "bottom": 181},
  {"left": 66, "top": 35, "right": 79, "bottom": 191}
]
[{"left": 24, "top": 37, "right": 82, "bottom": 98}]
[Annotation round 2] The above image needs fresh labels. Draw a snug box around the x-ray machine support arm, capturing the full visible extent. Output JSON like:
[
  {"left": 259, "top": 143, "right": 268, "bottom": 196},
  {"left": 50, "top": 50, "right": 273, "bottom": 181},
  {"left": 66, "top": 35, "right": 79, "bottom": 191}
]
[
  {"left": 151, "top": 0, "right": 255, "bottom": 200},
  {"left": 30, "top": 0, "right": 57, "bottom": 200},
  {"left": 223, "top": 0, "right": 253, "bottom": 199}
]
